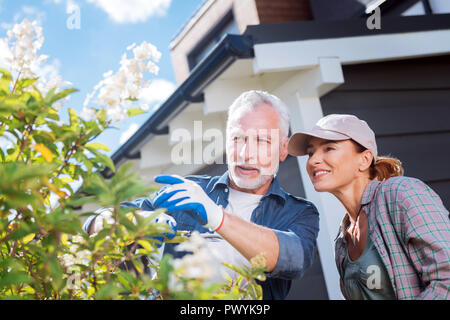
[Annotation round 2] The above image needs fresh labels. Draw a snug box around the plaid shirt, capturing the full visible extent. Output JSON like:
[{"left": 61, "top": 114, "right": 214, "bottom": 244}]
[{"left": 335, "top": 176, "right": 450, "bottom": 300}]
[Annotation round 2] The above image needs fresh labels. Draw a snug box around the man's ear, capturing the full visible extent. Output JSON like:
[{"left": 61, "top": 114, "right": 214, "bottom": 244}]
[{"left": 279, "top": 137, "right": 289, "bottom": 162}]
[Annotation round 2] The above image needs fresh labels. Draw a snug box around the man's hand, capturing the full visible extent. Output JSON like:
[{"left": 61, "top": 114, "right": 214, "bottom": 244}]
[
  {"left": 134, "top": 210, "right": 177, "bottom": 247},
  {"left": 153, "top": 175, "right": 225, "bottom": 232},
  {"left": 89, "top": 208, "right": 177, "bottom": 248}
]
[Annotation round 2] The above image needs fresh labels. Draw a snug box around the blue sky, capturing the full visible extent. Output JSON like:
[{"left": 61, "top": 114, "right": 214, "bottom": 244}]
[{"left": 0, "top": 0, "right": 204, "bottom": 155}]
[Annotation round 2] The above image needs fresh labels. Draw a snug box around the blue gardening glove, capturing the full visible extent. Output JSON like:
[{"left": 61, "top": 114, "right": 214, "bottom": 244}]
[{"left": 153, "top": 175, "right": 225, "bottom": 232}]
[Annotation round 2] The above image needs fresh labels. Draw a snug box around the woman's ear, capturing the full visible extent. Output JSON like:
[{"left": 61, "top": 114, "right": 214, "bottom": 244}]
[
  {"left": 279, "top": 137, "right": 289, "bottom": 162},
  {"left": 359, "top": 149, "right": 373, "bottom": 172}
]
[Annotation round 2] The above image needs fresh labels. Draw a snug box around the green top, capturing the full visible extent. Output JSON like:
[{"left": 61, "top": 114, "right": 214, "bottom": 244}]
[
  {"left": 335, "top": 177, "right": 450, "bottom": 299},
  {"left": 342, "top": 234, "right": 396, "bottom": 300}
]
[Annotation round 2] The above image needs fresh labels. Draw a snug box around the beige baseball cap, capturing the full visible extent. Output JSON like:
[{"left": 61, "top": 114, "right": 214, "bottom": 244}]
[{"left": 288, "top": 114, "right": 378, "bottom": 159}]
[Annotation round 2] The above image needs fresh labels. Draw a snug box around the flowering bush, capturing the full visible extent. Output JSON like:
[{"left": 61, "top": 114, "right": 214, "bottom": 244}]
[{"left": 0, "top": 19, "right": 265, "bottom": 300}]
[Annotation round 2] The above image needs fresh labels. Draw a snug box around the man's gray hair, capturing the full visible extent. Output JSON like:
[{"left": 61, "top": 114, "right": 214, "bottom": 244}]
[{"left": 226, "top": 90, "right": 291, "bottom": 140}]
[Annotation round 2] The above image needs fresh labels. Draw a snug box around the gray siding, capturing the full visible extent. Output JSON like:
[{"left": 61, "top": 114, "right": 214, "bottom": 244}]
[{"left": 321, "top": 54, "right": 450, "bottom": 209}]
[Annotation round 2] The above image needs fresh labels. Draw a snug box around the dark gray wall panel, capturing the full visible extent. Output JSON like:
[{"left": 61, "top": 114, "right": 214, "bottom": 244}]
[
  {"left": 339, "top": 55, "right": 450, "bottom": 90},
  {"left": 320, "top": 90, "right": 450, "bottom": 135},
  {"left": 428, "top": 181, "right": 450, "bottom": 213},
  {"left": 321, "top": 54, "right": 450, "bottom": 210},
  {"left": 376, "top": 133, "right": 450, "bottom": 182}
]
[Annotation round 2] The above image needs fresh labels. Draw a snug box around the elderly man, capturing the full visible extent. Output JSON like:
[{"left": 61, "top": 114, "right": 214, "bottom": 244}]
[{"left": 83, "top": 90, "right": 320, "bottom": 300}]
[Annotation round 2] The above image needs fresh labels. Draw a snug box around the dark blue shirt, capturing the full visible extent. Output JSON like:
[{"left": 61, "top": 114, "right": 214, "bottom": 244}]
[{"left": 83, "top": 171, "right": 320, "bottom": 300}]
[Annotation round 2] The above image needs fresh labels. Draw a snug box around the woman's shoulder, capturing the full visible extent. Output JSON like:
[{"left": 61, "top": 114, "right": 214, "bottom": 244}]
[
  {"left": 377, "top": 176, "right": 445, "bottom": 210},
  {"left": 378, "top": 176, "right": 427, "bottom": 194}
]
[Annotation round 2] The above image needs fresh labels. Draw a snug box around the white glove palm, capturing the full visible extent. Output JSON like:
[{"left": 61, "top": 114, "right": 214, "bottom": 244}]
[{"left": 91, "top": 208, "right": 177, "bottom": 247}]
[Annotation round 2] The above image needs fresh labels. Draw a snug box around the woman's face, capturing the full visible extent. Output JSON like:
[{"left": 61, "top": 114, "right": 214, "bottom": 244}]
[{"left": 305, "top": 137, "right": 366, "bottom": 193}]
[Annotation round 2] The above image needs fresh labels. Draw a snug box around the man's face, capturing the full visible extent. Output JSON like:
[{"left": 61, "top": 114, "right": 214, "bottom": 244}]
[{"left": 226, "top": 103, "right": 288, "bottom": 192}]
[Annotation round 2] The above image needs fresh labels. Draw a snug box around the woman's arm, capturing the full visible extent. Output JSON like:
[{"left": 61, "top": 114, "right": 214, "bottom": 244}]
[{"left": 397, "top": 178, "right": 450, "bottom": 299}]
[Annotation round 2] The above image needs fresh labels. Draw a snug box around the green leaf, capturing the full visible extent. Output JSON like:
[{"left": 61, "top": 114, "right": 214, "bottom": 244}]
[
  {"left": 97, "top": 153, "right": 115, "bottom": 172},
  {"left": 49, "top": 256, "right": 64, "bottom": 290},
  {"left": 9, "top": 222, "right": 40, "bottom": 241},
  {"left": 222, "top": 262, "right": 247, "bottom": 277},
  {"left": 158, "top": 254, "right": 173, "bottom": 288},
  {"left": 15, "top": 78, "right": 38, "bottom": 92},
  {"left": 0, "top": 67, "right": 13, "bottom": 81},
  {"left": 118, "top": 214, "right": 137, "bottom": 233},
  {"left": 127, "top": 108, "right": 146, "bottom": 117},
  {"left": 95, "top": 282, "right": 122, "bottom": 300},
  {"left": 137, "top": 239, "right": 154, "bottom": 252},
  {"left": 85, "top": 147, "right": 115, "bottom": 173},
  {"left": 0, "top": 271, "right": 33, "bottom": 288},
  {"left": 68, "top": 107, "right": 79, "bottom": 124},
  {"left": 44, "top": 88, "right": 78, "bottom": 106},
  {"left": 85, "top": 142, "right": 110, "bottom": 151}
]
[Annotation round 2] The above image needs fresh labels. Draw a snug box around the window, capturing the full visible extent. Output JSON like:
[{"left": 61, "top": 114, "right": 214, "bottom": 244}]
[{"left": 187, "top": 11, "right": 239, "bottom": 71}]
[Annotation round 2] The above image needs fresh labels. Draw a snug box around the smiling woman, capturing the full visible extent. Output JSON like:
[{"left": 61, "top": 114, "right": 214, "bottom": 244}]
[{"left": 288, "top": 114, "right": 450, "bottom": 300}]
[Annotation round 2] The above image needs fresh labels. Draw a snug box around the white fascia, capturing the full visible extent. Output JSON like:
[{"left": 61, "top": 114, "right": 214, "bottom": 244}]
[{"left": 253, "top": 28, "right": 450, "bottom": 74}]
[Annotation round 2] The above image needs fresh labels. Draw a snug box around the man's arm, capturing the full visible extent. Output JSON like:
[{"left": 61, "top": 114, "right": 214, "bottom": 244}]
[
  {"left": 219, "top": 203, "right": 319, "bottom": 279},
  {"left": 153, "top": 174, "right": 320, "bottom": 279},
  {"left": 217, "top": 211, "right": 279, "bottom": 271}
]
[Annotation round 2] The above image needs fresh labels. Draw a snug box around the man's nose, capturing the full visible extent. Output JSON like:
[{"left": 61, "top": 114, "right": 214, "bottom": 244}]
[{"left": 239, "top": 138, "right": 256, "bottom": 162}]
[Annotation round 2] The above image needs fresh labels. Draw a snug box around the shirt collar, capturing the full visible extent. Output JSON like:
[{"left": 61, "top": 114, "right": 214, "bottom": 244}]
[
  {"left": 361, "top": 180, "right": 382, "bottom": 206},
  {"left": 210, "top": 171, "right": 230, "bottom": 191},
  {"left": 211, "top": 171, "right": 286, "bottom": 204}
]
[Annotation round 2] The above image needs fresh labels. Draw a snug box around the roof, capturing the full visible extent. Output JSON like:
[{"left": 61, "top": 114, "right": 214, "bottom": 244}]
[{"left": 169, "top": 0, "right": 216, "bottom": 50}]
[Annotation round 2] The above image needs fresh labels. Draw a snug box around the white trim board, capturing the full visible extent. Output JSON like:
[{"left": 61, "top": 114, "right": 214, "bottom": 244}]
[{"left": 253, "top": 29, "right": 450, "bottom": 74}]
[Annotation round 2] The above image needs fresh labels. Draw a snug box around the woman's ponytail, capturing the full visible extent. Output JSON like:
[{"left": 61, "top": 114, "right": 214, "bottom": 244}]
[
  {"left": 352, "top": 141, "right": 404, "bottom": 181},
  {"left": 370, "top": 156, "right": 404, "bottom": 181}
]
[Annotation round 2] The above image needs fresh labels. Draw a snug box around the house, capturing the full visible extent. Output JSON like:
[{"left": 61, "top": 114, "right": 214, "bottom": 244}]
[{"left": 100, "top": 0, "right": 450, "bottom": 299}]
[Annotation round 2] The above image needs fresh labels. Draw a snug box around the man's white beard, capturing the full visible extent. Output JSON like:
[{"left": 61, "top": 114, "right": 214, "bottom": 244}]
[{"left": 228, "top": 162, "right": 279, "bottom": 190}]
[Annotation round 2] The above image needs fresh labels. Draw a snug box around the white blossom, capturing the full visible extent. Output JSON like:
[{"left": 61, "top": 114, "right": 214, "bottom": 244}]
[
  {"left": 172, "top": 232, "right": 216, "bottom": 282},
  {"left": 83, "top": 40, "right": 161, "bottom": 122},
  {"left": 60, "top": 236, "right": 91, "bottom": 269},
  {"left": 80, "top": 107, "right": 96, "bottom": 121},
  {"left": 3, "top": 19, "right": 72, "bottom": 106},
  {"left": 4, "top": 19, "right": 45, "bottom": 79}
]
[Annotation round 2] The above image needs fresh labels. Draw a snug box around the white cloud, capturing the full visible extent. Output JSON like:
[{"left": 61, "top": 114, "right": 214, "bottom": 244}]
[
  {"left": 120, "top": 122, "right": 139, "bottom": 144},
  {"left": 0, "top": 38, "right": 12, "bottom": 69},
  {"left": 138, "top": 78, "right": 175, "bottom": 110},
  {"left": 0, "top": 5, "right": 46, "bottom": 31},
  {"left": 0, "top": 22, "right": 12, "bottom": 30},
  {"left": 13, "top": 6, "right": 47, "bottom": 25},
  {"left": 87, "top": 0, "right": 171, "bottom": 23},
  {"left": 37, "top": 58, "right": 61, "bottom": 80}
]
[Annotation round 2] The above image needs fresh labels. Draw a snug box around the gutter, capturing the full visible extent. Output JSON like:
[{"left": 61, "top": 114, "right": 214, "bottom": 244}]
[{"left": 102, "top": 34, "right": 254, "bottom": 178}]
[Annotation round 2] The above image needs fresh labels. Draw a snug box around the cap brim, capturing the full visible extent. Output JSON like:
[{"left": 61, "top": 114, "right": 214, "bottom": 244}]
[{"left": 288, "top": 129, "right": 350, "bottom": 156}]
